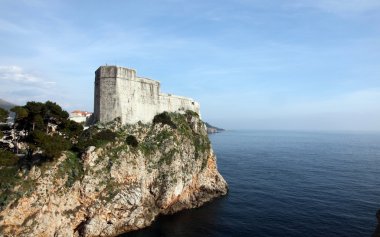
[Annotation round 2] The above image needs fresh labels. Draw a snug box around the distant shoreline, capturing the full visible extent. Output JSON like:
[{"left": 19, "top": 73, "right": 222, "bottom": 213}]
[{"left": 205, "top": 122, "right": 225, "bottom": 134}]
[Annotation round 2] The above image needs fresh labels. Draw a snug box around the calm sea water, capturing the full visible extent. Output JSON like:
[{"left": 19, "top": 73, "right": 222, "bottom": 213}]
[{"left": 122, "top": 130, "right": 380, "bottom": 237}]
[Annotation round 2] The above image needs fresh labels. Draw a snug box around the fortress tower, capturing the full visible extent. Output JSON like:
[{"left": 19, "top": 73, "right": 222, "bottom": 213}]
[{"left": 94, "top": 66, "right": 200, "bottom": 125}]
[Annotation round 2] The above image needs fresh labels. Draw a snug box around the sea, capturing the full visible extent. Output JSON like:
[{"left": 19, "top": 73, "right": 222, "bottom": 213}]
[{"left": 122, "top": 130, "right": 380, "bottom": 237}]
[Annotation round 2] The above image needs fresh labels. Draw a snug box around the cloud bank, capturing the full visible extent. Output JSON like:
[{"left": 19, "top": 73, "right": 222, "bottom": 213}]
[{"left": 0, "top": 65, "right": 57, "bottom": 105}]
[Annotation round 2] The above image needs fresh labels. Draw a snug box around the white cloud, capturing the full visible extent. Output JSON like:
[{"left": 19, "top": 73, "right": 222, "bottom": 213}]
[
  {"left": 0, "top": 65, "right": 59, "bottom": 105},
  {"left": 0, "top": 65, "right": 39, "bottom": 83},
  {"left": 0, "top": 65, "right": 55, "bottom": 86}
]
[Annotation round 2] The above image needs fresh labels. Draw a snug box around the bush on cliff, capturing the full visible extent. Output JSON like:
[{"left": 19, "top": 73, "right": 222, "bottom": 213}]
[
  {"left": 126, "top": 135, "right": 138, "bottom": 148},
  {"left": 56, "top": 151, "right": 83, "bottom": 188},
  {"left": 0, "top": 149, "right": 20, "bottom": 209},
  {"left": 153, "top": 112, "right": 177, "bottom": 129},
  {"left": 185, "top": 109, "right": 199, "bottom": 118},
  {"left": 0, "top": 148, "right": 19, "bottom": 167},
  {"left": 94, "top": 129, "right": 117, "bottom": 141},
  {"left": 59, "top": 119, "right": 84, "bottom": 138},
  {"left": 26, "top": 131, "right": 71, "bottom": 160},
  {"left": 73, "top": 128, "right": 118, "bottom": 154},
  {"left": 0, "top": 108, "right": 9, "bottom": 123}
]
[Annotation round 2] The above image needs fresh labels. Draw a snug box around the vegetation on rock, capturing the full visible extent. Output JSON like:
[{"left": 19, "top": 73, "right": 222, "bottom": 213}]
[
  {"left": 153, "top": 112, "right": 177, "bottom": 129},
  {"left": 0, "top": 108, "right": 9, "bottom": 123},
  {"left": 125, "top": 135, "right": 138, "bottom": 148},
  {"left": 0, "top": 149, "right": 20, "bottom": 208},
  {"left": 0, "top": 101, "right": 85, "bottom": 209},
  {"left": 0, "top": 102, "right": 227, "bottom": 237}
]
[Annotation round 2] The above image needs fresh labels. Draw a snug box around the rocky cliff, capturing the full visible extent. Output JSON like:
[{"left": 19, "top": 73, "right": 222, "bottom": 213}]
[{"left": 0, "top": 111, "right": 228, "bottom": 237}]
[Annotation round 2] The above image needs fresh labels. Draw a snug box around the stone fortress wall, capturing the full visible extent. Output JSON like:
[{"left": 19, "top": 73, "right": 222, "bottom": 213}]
[{"left": 94, "top": 66, "right": 200, "bottom": 124}]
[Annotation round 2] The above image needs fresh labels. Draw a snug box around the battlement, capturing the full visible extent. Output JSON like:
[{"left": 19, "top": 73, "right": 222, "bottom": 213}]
[
  {"left": 94, "top": 66, "right": 200, "bottom": 124},
  {"left": 95, "top": 66, "right": 136, "bottom": 79}
]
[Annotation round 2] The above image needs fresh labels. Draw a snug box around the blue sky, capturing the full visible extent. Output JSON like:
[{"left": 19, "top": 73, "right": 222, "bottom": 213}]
[{"left": 0, "top": 0, "right": 379, "bottom": 131}]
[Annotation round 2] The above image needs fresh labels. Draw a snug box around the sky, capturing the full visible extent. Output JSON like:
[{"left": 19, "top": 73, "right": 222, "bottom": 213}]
[{"left": 0, "top": 0, "right": 379, "bottom": 131}]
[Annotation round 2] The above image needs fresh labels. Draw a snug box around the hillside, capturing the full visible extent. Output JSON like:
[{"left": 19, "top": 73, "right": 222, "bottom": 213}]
[
  {"left": 205, "top": 122, "right": 225, "bottom": 134},
  {"left": 0, "top": 99, "right": 16, "bottom": 111}
]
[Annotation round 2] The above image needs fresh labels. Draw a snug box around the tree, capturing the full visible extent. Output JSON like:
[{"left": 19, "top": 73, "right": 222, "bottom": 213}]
[
  {"left": 25, "top": 101, "right": 45, "bottom": 116},
  {"left": 32, "top": 114, "right": 44, "bottom": 131},
  {"left": 45, "top": 101, "right": 69, "bottom": 122},
  {"left": 9, "top": 100, "right": 84, "bottom": 160},
  {"left": 11, "top": 101, "right": 71, "bottom": 132},
  {"left": 0, "top": 108, "right": 9, "bottom": 123},
  {"left": 11, "top": 106, "right": 28, "bottom": 123},
  {"left": 59, "top": 120, "right": 83, "bottom": 138},
  {"left": 42, "top": 135, "right": 70, "bottom": 159},
  {"left": 25, "top": 102, "right": 45, "bottom": 131},
  {"left": 0, "top": 148, "right": 18, "bottom": 166},
  {"left": 27, "top": 130, "right": 70, "bottom": 159}
]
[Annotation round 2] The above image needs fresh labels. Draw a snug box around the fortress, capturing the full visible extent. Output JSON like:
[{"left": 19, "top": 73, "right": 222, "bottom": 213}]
[{"left": 94, "top": 66, "right": 200, "bottom": 125}]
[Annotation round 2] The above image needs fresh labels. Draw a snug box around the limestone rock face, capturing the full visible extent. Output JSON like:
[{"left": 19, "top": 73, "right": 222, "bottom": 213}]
[{"left": 0, "top": 112, "right": 228, "bottom": 237}]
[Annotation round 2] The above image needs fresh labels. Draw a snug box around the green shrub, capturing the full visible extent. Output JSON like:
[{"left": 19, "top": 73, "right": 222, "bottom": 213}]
[
  {"left": 0, "top": 108, "right": 8, "bottom": 123},
  {"left": 94, "top": 129, "right": 116, "bottom": 141},
  {"left": 126, "top": 135, "right": 138, "bottom": 148},
  {"left": 139, "top": 141, "right": 156, "bottom": 156},
  {"left": 27, "top": 131, "right": 70, "bottom": 160},
  {"left": 73, "top": 128, "right": 117, "bottom": 154},
  {"left": 185, "top": 110, "right": 199, "bottom": 118},
  {"left": 57, "top": 152, "right": 83, "bottom": 188},
  {"left": 155, "top": 130, "right": 173, "bottom": 144},
  {"left": 0, "top": 149, "right": 20, "bottom": 209},
  {"left": 43, "top": 135, "right": 71, "bottom": 159},
  {"left": 158, "top": 149, "right": 176, "bottom": 165},
  {"left": 0, "top": 149, "right": 19, "bottom": 167},
  {"left": 153, "top": 112, "right": 177, "bottom": 129},
  {"left": 59, "top": 120, "right": 84, "bottom": 138},
  {"left": 0, "top": 166, "right": 20, "bottom": 209}
]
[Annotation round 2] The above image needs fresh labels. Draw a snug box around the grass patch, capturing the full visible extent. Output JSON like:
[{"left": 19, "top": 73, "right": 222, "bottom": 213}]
[
  {"left": 0, "top": 166, "right": 21, "bottom": 209},
  {"left": 101, "top": 179, "right": 119, "bottom": 203},
  {"left": 185, "top": 110, "right": 199, "bottom": 118},
  {"left": 0, "top": 149, "right": 19, "bottom": 167},
  {"left": 73, "top": 127, "right": 118, "bottom": 154},
  {"left": 0, "top": 149, "right": 21, "bottom": 209},
  {"left": 56, "top": 151, "right": 84, "bottom": 188},
  {"left": 139, "top": 141, "right": 156, "bottom": 156},
  {"left": 158, "top": 149, "right": 177, "bottom": 166},
  {"left": 155, "top": 130, "right": 173, "bottom": 144}
]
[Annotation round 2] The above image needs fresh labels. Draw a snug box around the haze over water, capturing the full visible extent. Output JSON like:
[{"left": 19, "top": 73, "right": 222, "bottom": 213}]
[{"left": 123, "top": 130, "right": 380, "bottom": 237}]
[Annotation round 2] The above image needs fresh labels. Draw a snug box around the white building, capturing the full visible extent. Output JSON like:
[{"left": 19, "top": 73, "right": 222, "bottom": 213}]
[{"left": 69, "top": 110, "right": 92, "bottom": 124}]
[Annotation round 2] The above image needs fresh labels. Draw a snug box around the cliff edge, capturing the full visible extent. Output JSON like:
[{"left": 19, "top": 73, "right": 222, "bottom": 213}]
[{"left": 0, "top": 111, "right": 228, "bottom": 237}]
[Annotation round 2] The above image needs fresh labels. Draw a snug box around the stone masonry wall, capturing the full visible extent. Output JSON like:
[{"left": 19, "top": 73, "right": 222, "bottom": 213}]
[
  {"left": 159, "top": 93, "right": 200, "bottom": 115},
  {"left": 94, "top": 66, "right": 200, "bottom": 125}
]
